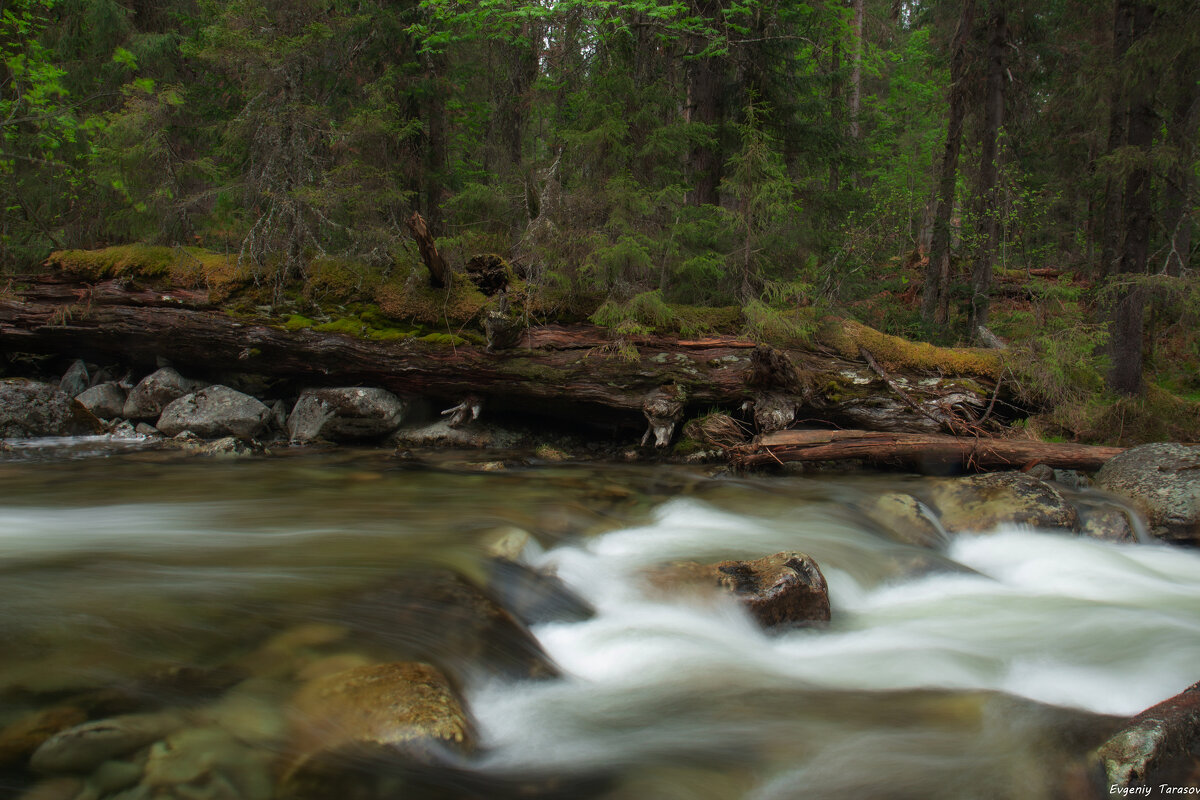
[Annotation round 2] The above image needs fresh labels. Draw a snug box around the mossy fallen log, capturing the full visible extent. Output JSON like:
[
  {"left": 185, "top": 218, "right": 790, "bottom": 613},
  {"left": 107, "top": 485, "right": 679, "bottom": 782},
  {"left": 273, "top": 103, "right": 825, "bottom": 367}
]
[
  {"left": 729, "top": 429, "right": 1124, "bottom": 471},
  {"left": 0, "top": 273, "right": 1019, "bottom": 436}
]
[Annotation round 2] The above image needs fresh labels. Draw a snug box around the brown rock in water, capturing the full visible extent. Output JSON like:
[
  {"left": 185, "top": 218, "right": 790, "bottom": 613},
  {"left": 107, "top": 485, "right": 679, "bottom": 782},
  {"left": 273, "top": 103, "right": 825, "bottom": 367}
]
[
  {"left": 29, "top": 711, "right": 183, "bottom": 774},
  {"left": 280, "top": 662, "right": 474, "bottom": 799},
  {"left": 0, "top": 706, "right": 87, "bottom": 768},
  {"left": 925, "top": 471, "right": 1080, "bottom": 534},
  {"left": 648, "top": 552, "right": 830, "bottom": 629},
  {"left": 1092, "top": 680, "right": 1200, "bottom": 790}
]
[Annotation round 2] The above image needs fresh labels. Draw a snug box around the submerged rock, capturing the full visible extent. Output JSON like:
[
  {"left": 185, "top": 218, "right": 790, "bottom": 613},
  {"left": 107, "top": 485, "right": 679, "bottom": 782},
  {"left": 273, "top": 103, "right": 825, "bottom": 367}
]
[
  {"left": 0, "top": 379, "right": 102, "bottom": 438},
  {"left": 142, "top": 726, "right": 274, "bottom": 800},
  {"left": 156, "top": 385, "right": 272, "bottom": 440},
  {"left": 1095, "top": 443, "right": 1200, "bottom": 546},
  {"left": 29, "top": 712, "right": 183, "bottom": 774},
  {"left": 75, "top": 382, "right": 127, "bottom": 420},
  {"left": 287, "top": 387, "right": 406, "bottom": 443},
  {"left": 486, "top": 557, "right": 594, "bottom": 625},
  {"left": 1093, "top": 680, "right": 1200, "bottom": 790},
  {"left": 280, "top": 662, "right": 474, "bottom": 799},
  {"left": 859, "top": 491, "right": 948, "bottom": 549},
  {"left": 647, "top": 552, "right": 831, "bottom": 629},
  {"left": 925, "top": 471, "right": 1080, "bottom": 534},
  {"left": 334, "top": 569, "right": 558, "bottom": 681},
  {"left": 122, "top": 368, "right": 206, "bottom": 421},
  {"left": 0, "top": 706, "right": 87, "bottom": 768}
]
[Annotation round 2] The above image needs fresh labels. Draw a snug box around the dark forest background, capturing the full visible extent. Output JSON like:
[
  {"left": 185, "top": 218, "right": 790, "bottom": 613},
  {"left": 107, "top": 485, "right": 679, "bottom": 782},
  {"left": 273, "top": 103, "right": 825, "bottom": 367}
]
[{"left": 2, "top": 0, "right": 1197, "bottom": 436}]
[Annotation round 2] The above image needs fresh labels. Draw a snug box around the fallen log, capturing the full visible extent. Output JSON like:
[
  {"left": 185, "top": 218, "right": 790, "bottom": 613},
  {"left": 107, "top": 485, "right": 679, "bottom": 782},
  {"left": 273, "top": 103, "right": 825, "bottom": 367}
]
[
  {"left": 729, "top": 429, "right": 1124, "bottom": 472},
  {"left": 0, "top": 273, "right": 1015, "bottom": 436}
]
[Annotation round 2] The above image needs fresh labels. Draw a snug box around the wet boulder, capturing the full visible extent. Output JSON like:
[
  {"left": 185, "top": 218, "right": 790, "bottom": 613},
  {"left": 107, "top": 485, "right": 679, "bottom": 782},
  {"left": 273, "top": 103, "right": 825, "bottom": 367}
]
[
  {"left": 1077, "top": 504, "right": 1138, "bottom": 544},
  {"left": 74, "top": 382, "right": 127, "bottom": 420},
  {"left": 647, "top": 552, "right": 831, "bottom": 629},
  {"left": 924, "top": 471, "right": 1080, "bottom": 534},
  {"left": 29, "top": 711, "right": 183, "bottom": 774},
  {"left": 1093, "top": 680, "right": 1200, "bottom": 790},
  {"left": 0, "top": 379, "right": 103, "bottom": 438},
  {"left": 123, "top": 368, "right": 206, "bottom": 421},
  {"left": 280, "top": 662, "right": 474, "bottom": 799},
  {"left": 156, "top": 385, "right": 272, "bottom": 440},
  {"left": 1095, "top": 443, "right": 1200, "bottom": 546},
  {"left": 58, "top": 360, "right": 89, "bottom": 398},
  {"left": 287, "top": 387, "right": 406, "bottom": 443}
]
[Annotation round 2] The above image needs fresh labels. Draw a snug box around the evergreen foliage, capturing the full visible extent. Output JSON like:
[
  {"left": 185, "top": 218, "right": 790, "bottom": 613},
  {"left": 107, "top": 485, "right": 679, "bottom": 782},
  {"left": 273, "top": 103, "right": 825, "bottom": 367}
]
[{"left": 1, "top": 0, "right": 1198, "bottom": 431}]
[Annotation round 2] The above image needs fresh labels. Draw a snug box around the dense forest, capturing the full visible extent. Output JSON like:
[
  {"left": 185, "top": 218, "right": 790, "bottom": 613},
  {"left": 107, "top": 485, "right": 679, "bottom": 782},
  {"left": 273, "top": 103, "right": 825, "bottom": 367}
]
[{"left": 1, "top": 0, "right": 1197, "bottom": 443}]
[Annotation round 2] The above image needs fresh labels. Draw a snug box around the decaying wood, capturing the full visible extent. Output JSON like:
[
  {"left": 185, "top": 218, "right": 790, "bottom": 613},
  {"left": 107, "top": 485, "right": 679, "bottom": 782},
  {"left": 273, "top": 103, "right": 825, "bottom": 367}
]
[
  {"left": 729, "top": 429, "right": 1124, "bottom": 472},
  {"left": 405, "top": 211, "right": 452, "bottom": 289},
  {"left": 0, "top": 274, "right": 1012, "bottom": 436}
]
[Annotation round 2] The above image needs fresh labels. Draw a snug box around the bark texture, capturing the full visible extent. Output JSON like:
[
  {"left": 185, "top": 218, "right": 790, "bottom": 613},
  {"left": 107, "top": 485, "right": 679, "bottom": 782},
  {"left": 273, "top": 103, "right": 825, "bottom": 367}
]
[
  {"left": 0, "top": 275, "right": 1009, "bottom": 436},
  {"left": 730, "top": 429, "right": 1124, "bottom": 471}
]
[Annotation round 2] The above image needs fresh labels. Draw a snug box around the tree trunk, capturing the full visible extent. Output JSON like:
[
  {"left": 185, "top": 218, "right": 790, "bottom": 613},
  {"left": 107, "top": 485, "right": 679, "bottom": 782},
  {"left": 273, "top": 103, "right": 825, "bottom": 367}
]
[
  {"left": 1106, "top": 0, "right": 1155, "bottom": 397},
  {"left": 0, "top": 274, "right": 1011, "bottom": 437},
  {"left": 423, "top": 50, "right": 448, "bottom": 235},
  {"left": 730, "top": 429, "right": 1125, "bottom": 472},
  {"left": 1162, "top": 53, "right": 1199, "bottom": 277},
  {"left": 405, "top": 212, "right": 452, "bottom": 288},
  {"left": 686, "top": 0, "right": 724, "bottom": 206},
  {"left": 968, "top": 0, "right": 1007, "bottom": 337},
  {"left": 922, "top": 0, "right": 977, "bottom": 327},
  {"left": 848, "top": 0, "right": 865, "bottom": 142},
  {"left": 1098, "top": 1, "right": 1134, "bottom": 278}
]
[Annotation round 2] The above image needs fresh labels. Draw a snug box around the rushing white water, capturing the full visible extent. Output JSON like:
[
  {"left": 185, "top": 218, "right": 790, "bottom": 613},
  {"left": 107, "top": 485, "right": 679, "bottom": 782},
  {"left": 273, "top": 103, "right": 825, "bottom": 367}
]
[
  {"left": 2, "top": 453, "right": 1197, "bottom": 798},
  {"left": 471, "top": 497, "right": 1200, "bottom": 794}
]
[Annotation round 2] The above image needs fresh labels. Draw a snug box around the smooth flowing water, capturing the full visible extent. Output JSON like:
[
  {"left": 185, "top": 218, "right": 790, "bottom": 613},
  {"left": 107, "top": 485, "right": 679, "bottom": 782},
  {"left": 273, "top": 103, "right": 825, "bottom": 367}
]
[{"left": 2, "top": 441, "right": 1199, "bottom": 799}]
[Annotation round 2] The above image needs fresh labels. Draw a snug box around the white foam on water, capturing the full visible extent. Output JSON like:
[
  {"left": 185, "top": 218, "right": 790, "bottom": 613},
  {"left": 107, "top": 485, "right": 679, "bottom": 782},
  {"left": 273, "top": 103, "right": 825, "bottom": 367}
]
[{"left": 472, "top": 499, "right": 1200, "bottom": 772}]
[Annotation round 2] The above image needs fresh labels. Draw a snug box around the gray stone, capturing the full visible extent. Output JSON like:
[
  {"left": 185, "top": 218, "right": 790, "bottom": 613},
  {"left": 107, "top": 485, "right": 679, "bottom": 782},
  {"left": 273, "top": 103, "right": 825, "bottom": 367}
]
[
  {"left": 157, "top": 386, "right": 271, "bottom": 440},
  {"left": 134, "top": 423, "right": 159, "bottom": 437},
  {"left": 287, "top": 387, "right": 406, "bottom": 443},
  {"left": 59, "top": 360, "right": 89, "bottom": 397},
  {"left": 29, "top": 712, "right": 182, "bottom": 774},
  {"left": 122, "top": 368, "right": 206, "bottom": 421},
  {"left": 1095, "top": 443, "right": 1200, "bottom": 546},
  {"left": 0, "top": 379, "right": 102, "bottom": 438},
  {"left": 75, "top": 382, "right": 127, "bottom": 419}
]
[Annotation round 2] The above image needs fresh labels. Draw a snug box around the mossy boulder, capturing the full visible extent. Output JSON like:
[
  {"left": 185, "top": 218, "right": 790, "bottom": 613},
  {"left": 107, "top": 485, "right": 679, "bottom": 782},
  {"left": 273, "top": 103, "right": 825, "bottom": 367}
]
[
  {"left": 1093, "top": 680, "right": 1200, "bottom": 790},
  {"left": 1095, "top": 443, "right": 1200, "bottom": 546},
  {"left": 859, "top": 491, "right": 948, "bottom": 548},
  {"left": 924, "top": 472, "right": 1080, "bottom": 534}
]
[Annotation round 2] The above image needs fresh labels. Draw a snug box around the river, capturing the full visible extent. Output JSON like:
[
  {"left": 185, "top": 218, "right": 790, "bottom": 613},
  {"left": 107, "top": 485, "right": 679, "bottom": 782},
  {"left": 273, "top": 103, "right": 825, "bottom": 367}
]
[{"left": 2, "top": 438, "right": 1199, "bottom": 799}]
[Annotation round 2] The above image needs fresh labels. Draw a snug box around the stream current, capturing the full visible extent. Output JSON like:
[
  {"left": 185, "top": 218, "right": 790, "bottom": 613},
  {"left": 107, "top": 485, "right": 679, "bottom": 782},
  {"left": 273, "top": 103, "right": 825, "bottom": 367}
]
[{"left": 2, "top": 440, "right": 1199, "bottom": 798}]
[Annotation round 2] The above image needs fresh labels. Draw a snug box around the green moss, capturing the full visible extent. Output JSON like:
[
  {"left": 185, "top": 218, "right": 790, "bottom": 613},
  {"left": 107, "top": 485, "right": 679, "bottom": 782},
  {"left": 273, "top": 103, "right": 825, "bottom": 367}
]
[
  {"left": 367, "top": 328, "right": 413, "bottom": 341},
  {"left": 418, "top": 332, "right": 468, "bottom": 346},
  {"left": 375, "top": 279, "right": 488, "bottom": 326},
  {"left": 283, "top": 314, "right": 315, "bottom": 330},
  {"left": 303, "top": 256, "right": 382, "bottom": 303},
  {"left": 45, "top": 244, "right": 246, "bottom": 299},
  {"left": 820, "top": 318, "right": 1002, "bottom": 379},
  {"left": 314, "top": 317, "right": 366, "bottom": 335}
]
